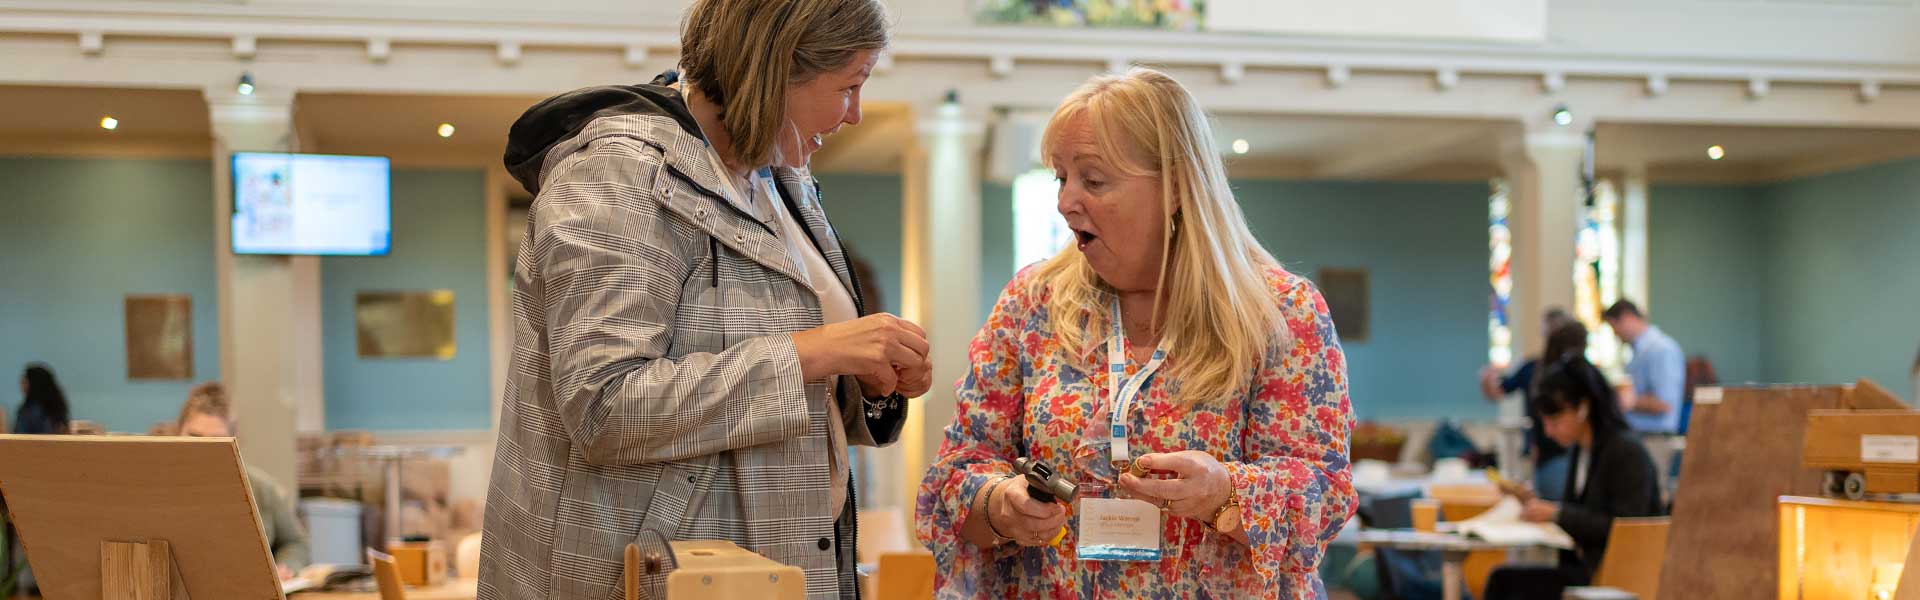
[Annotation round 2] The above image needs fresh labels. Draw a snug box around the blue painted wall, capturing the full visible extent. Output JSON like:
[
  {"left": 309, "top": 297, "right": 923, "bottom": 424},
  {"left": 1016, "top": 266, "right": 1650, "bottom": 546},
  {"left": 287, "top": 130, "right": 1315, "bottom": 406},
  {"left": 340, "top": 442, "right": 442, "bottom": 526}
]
[
  {"left": 819, "top": 174, "right": 1493, "bottom": 421},
  {"left": 321, "top": 168, "right": 492, "bottom": 431},
  {"left": 1232, "top": 180, "right": 1492, "bottom": 421},
  {"left": 1758, "top": 159, "right": 1920, "bottom": 400},
  {"left": 0, "top": 157, "right": 221, "bottom": 433},
  {"left": 1647, "top": 184, "right": 1769, "bottom": 385}
]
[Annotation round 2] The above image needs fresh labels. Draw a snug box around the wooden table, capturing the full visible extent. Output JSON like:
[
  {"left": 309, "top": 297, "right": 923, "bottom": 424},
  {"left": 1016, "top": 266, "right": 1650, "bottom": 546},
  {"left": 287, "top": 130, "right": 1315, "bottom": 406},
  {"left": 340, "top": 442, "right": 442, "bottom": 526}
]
[
  {"left": 292, "top": 578, "right": 478, "bottom": 600},
  {"left": 1334, "top": 529, "right": 1548, "bottom": 600}
]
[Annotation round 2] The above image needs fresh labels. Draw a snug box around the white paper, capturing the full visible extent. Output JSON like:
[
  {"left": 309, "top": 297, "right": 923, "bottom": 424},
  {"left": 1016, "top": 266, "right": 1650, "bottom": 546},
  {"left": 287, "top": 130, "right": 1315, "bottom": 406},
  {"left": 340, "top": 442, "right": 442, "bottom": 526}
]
[
  {"left": 1862, "top": 435, "right": 1920, "bottom": 464},
  {"left": 1443, "top": 496, "right": 1577, "bottom": 550}
]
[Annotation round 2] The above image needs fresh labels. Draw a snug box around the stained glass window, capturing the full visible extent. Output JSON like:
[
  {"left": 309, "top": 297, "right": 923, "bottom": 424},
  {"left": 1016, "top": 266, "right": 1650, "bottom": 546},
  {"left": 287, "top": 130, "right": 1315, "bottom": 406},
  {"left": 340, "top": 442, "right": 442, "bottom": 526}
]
[{"left": 1488, "top": 179, "right": 1514, "bottom": 367}]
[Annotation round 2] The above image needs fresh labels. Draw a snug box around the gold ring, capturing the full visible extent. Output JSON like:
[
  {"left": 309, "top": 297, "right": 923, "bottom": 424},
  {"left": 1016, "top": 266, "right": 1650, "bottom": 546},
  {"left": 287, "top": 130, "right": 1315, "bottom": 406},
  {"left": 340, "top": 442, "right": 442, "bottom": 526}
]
[
  {"left": 1128, "top": 460, "right": 1151, "bottom": 478},
  {"left": 1160, "top": 498, "right": 1172, "bottom": 510}
]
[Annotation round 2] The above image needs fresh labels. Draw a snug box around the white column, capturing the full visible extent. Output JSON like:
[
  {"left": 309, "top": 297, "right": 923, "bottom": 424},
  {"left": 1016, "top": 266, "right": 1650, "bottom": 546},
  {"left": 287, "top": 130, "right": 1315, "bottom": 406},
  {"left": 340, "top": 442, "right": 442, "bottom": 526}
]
[
  {"left": 1621, "top": 165, "right": 1651, "bottom": 311},
  {"left": 889, "top": 97, "right": 988, "bottom": 512},
  {"left": 1500, "top": 122, "right": 1585, "bottom": 359},
  {"left": 208, "top": 87, "right": 317, "bottom": 488}
]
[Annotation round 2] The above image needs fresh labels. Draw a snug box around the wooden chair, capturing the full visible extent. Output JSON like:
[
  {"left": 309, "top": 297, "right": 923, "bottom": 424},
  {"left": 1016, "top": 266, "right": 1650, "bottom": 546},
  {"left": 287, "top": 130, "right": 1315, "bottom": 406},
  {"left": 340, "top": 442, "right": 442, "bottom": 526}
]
[
  {"left": 368, "top": 548, "right": 407, "bottom": 600},
  {"left": 1590, "top": 517, "right": 1671, "bottom": 600}
]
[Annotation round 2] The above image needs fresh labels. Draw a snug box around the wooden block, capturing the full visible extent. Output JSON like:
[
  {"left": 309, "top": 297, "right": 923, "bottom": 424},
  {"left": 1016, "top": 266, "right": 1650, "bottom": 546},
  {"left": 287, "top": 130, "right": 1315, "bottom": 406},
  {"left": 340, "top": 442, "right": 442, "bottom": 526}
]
[
  {"left": 875, "top": 552, "right": 935, "bottom": 600},
  {"left": 100, "top": 539, "right": 189, "bottom": 600},
  {"left": 387, "top": 541, "right": 447, "bottom": 586},
  {"left": 667, "top": 540, "right": 805, "bottom": 600},
  {"left": 101, "top": 540, "right": 154, "bottom": 600}
]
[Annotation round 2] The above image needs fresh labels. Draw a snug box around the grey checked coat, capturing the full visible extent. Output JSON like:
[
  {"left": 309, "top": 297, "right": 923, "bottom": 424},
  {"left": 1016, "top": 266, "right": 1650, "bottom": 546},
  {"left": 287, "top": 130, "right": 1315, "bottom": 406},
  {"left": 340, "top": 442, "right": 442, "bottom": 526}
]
[{"left": 478, "top": 78, "right": 906, "bottom": 600}]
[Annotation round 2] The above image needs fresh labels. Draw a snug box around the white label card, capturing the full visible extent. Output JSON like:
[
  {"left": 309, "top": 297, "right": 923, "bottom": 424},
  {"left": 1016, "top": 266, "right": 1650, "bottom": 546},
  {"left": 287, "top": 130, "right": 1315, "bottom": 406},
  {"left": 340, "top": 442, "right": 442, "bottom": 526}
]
[
  {"left": 1076, "top": 498, "right": 1162, "bottom": 562},
  {"left": 1693, "top": 387, "right": 1723, "bottom": 405},
  {"left": 1862, "top": 435, "right": 1920, "bottom": 464}
]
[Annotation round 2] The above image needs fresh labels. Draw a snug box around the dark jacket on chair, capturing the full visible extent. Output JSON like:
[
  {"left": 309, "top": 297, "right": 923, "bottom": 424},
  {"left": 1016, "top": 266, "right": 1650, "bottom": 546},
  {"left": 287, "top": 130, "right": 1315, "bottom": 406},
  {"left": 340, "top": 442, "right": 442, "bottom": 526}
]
[{"left": 1556, "top": 429, "right": 1663, "bottom": 580}]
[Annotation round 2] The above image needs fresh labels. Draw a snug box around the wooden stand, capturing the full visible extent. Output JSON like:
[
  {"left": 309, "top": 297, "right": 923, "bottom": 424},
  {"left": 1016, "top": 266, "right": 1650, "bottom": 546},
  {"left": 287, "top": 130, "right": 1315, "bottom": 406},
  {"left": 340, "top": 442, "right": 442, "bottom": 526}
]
[
  {"left": 100, "top": 538, "right": 191, "bottom": 600},
  {"left": 620, "top": 540, "right": 803, "bottom": 600}
]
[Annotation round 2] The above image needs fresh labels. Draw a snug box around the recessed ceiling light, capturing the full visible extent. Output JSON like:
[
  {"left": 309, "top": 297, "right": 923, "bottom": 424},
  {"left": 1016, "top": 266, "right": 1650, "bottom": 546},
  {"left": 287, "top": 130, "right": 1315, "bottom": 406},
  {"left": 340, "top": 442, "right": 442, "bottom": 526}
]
[
  {"left": 237, "top": 72, "right": 255, "bottom": 96},
  {"left": 1707, "top": 145, "right": 1725, "bottom": 160},
  {"left": 437, "top": 123, "right": 456, "bottom": 138},
  {"left": 99, "top": 116, "right": 119, "bottom": 131},
  {"left": 1232, "top": 139, "right": 1250, "bottom": 155}
]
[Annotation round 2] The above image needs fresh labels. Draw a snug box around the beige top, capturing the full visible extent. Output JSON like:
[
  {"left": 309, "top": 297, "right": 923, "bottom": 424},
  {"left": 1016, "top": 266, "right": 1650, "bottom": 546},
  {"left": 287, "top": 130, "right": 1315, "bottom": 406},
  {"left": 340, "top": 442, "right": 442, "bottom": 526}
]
[{"left": 752, "top": 174, "right": 861, "bottom": 517}]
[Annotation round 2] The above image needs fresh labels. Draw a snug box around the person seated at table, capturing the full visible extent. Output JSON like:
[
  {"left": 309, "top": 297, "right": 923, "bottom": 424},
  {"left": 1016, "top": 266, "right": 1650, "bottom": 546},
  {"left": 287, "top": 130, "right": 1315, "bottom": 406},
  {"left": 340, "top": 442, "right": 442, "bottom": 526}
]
[
  {"left": 1483, "top": 341, "right": 1662, "bottom": 600},
  {"left": 177, "top": 381, "right": 311, "bottom": 579}
]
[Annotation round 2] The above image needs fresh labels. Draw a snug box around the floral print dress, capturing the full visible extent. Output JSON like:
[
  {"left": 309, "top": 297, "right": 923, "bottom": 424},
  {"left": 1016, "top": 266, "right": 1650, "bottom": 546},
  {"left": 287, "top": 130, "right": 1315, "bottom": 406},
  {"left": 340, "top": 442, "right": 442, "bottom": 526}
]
[{"left": 914, "top": 265, "right": 1357, "bottom": 599}]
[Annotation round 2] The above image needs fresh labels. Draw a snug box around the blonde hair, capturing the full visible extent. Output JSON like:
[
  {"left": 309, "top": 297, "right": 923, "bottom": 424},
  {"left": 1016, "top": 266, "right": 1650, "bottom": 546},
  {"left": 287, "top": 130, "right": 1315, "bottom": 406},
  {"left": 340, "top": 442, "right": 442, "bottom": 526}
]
[
  {"left": 679, "top": 0, "right": 889, "bottom": 167},
  {"left": 1029, "top": 67, "right": 1287, "bottom": 408},
  {"left": 179, "top": 381, "right": 233, "bottom": 427}
]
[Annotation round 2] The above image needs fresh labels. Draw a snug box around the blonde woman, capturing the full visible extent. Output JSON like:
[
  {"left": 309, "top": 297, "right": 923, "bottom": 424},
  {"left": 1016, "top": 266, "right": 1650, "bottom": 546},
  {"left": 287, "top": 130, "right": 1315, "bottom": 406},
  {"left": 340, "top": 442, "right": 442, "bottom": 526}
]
[
  {"left": 481, "top": 1, "right": 930, "bottom": 598},
  {"left": 914, "top": 68, "right": 1357, "bottom": 599},
  {"left": 175, "top": 382, "right": 310, "bottom": 579}
]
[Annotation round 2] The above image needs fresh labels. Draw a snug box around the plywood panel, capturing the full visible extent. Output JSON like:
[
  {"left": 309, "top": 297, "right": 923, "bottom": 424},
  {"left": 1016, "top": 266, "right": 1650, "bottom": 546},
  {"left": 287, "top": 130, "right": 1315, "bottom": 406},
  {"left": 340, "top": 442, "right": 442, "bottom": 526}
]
[
  {"left": 0, "top": 435, "right": 282, "bottom": 600},
  {"left": 1661, "top": 386, "right": 1843, "bottom": 599}
]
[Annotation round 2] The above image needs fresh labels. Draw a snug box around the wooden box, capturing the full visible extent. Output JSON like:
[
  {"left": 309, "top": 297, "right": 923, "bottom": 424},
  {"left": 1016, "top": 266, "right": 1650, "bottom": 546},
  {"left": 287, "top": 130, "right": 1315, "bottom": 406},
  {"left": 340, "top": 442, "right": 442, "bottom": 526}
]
[{"left": 1804, "top": 410, "right": 1920, "bottom": 499}]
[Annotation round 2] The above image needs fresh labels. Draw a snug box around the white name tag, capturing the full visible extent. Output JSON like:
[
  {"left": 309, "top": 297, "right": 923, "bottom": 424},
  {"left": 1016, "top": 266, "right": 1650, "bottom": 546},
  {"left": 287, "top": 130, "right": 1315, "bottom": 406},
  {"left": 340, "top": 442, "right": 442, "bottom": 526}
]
[
  {"left": 1693, "top": 387, "right": 1723, "bottom": 405},
  {"left": 1862, "top": 435, "right": 1920, "bottom": 464},
  {"left": 1076, "top": 498, "right": 1162, "bottom": 562}
]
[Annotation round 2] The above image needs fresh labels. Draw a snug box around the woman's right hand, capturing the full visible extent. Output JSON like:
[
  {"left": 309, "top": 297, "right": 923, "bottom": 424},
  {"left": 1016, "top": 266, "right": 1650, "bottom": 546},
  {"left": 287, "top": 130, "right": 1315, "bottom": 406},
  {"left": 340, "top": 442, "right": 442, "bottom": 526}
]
[
  {"left": 792, "top": 313, "right": 931, "bottom": 396},
  {"left": 987, "top": 477, "right": 1070, "bottom": 547}
]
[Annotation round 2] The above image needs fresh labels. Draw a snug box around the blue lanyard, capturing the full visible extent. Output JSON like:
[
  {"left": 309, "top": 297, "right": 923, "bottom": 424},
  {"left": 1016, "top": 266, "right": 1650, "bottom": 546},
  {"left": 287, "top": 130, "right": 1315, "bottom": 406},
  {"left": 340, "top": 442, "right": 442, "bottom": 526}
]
[{"left": 1107, "top": 299, "right": 1169, "bottom": 466}]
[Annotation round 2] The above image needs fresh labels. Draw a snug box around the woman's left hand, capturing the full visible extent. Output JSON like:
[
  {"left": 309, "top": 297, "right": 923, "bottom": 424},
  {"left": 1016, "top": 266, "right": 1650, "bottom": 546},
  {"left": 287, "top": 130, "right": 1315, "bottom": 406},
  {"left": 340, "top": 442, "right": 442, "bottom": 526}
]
[
  {"left": 1520, "top": 499, "right": 1559, "bottom": 522},
  {"left": 1116, "top": 451, "right": 1233, "bottom": 522}
]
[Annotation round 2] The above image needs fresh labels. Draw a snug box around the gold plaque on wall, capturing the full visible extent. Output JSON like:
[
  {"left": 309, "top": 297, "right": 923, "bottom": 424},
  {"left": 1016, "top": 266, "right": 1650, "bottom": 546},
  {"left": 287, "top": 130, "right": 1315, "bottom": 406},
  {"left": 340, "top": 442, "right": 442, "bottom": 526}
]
[
  {"left": 1317, "top": 268, "right": 1370, "bottom": 343},
  {"left": 125, "top": 294, "right": 193, "bottom": 380},
  {"left": 356, "top": 290, "right": 456, "bottom": 359}
]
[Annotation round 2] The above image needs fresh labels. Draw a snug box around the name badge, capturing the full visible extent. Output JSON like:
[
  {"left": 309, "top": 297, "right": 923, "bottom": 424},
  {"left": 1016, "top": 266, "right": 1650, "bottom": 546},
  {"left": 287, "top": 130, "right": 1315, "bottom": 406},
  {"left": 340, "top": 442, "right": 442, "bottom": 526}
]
[{"left": 1076, "top": 497, "right": 1162, "bottom": 562}]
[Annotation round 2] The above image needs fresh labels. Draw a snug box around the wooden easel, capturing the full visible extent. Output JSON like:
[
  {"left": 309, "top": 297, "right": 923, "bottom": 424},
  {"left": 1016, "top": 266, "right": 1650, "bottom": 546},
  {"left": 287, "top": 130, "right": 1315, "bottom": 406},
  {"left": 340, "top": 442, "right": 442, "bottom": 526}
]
[
  {"left": 0, "top": 435, "right": 283, "bottom": 600},
  {"left": 100, "top": 538, "right": 191, "bottom": 600}
]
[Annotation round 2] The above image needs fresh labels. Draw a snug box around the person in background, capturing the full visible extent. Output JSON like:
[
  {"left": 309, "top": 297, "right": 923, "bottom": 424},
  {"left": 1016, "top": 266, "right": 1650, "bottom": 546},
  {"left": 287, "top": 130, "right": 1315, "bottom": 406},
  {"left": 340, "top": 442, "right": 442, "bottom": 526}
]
[
  {"left": 1601, "top": 300, "right": 1686, "bottom": 433},
  {"left": 1480, "top": 308, "right": 1576, "bottom": 499},
  {"left": 1483, "top": 348, "right": 1662, "bottom": 600},
  {"left": 1910, "top": 343, "right": 1919, "bottom": 404},
  {"left": 176, "top": 382, "right": 310, "bottom": 579},
  {"left": 14, "top": 364, "right": 71, "bottom": 435}
]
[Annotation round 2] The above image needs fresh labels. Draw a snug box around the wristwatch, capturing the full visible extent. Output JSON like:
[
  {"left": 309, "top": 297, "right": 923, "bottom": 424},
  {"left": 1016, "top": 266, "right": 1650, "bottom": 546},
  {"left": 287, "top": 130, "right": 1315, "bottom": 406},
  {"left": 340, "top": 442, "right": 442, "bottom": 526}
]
[{"left": 1207, "top": 492, "right": 1243, "bottom": 533}]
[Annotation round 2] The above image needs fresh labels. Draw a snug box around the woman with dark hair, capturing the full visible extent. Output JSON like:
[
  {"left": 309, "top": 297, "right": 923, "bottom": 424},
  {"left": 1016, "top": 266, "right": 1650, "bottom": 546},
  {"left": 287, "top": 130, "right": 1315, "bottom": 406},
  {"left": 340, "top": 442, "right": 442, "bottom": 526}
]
[
  {"left": 14, "top": 364, "right": 71, "bottom": 435},
  {"left": 1484, "top": 351, "right": 1662, "bottom": 600}
]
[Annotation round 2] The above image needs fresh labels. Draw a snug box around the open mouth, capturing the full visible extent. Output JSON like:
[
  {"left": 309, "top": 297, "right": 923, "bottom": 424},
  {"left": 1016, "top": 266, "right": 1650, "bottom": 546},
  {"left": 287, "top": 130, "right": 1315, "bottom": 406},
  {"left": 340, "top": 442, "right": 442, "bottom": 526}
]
[{"left": 1073, "top": 229, "right": 1097, "bottom": 249}]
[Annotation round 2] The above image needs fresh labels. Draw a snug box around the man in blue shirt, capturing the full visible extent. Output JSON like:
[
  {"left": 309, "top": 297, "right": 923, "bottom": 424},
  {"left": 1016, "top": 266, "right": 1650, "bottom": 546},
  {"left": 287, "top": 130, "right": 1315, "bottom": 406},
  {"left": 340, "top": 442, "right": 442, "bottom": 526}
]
[{"left": 1604, "top": 300, "right": 1686, "bottom": 433}]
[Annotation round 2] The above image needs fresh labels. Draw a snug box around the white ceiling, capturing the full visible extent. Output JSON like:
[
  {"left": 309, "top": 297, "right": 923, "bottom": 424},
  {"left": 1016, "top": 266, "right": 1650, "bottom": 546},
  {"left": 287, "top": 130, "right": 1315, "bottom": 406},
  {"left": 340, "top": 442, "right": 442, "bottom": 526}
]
[{"left": 3, "top": 84, "right": 1917, "bottom": 185}]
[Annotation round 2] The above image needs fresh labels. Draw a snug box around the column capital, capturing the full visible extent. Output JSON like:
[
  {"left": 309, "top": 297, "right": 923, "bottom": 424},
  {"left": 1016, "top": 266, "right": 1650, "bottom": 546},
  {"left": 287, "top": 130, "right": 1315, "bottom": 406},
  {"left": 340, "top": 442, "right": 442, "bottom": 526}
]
[
  {"left": 205, "top": 86, "right": 296, "bottom": 152},
  {"left": 913, "top": 96, "right": 990, "bottom": 151}
]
